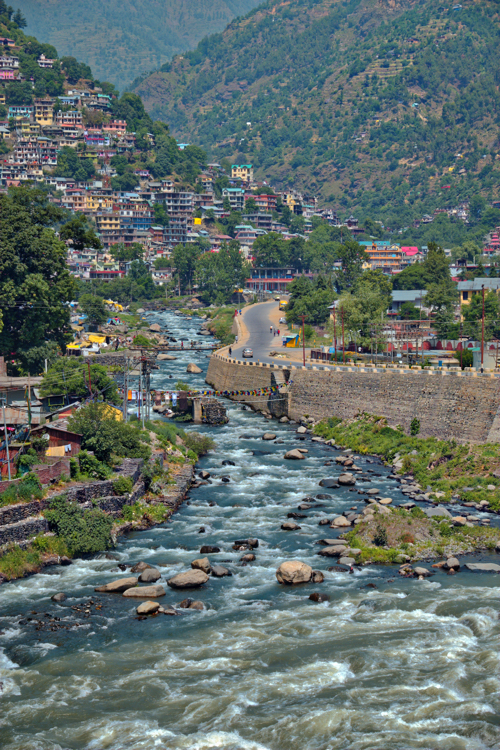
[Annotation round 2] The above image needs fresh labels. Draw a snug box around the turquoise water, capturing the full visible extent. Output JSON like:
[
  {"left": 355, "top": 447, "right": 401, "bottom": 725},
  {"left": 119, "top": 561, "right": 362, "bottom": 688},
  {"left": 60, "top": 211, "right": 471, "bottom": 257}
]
[{"left": 0, "top": 311, "right": 499, "bottom": 750}]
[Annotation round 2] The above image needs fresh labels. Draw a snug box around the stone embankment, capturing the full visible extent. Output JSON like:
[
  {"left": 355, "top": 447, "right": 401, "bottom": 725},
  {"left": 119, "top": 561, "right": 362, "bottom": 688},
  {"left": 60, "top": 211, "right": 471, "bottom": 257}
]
[{"left": 206, "top": 352, "right": 500, "bottom": 444}]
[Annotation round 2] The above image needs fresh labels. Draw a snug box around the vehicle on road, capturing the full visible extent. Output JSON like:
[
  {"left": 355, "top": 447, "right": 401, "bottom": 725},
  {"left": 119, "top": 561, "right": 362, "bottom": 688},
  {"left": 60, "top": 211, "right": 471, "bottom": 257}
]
[
  {"left": 279, "top": 317, "right": 286, "bottom": 324},
  {"left": 274, "top": 295, "right": 280, "bottom": 301},
  {"left": 279, "top": 299, "right": 288, "bottom": 311},
  {"left": 242, "top": 347, "right": 253, "bottom": 358}
]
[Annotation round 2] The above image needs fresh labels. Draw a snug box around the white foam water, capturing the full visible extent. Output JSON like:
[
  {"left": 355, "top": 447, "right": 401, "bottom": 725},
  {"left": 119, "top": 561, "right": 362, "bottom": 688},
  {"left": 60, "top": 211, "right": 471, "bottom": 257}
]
[{"left": 1, "top": 310, "right": 499, "bottom": 750}]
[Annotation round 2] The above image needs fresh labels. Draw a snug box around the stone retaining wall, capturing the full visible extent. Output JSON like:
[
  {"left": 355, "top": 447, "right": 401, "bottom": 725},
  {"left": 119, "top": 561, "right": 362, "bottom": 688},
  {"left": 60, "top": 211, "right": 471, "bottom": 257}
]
[
  {"left": 0, "top": 518, "right": 49, "bottom": 546},
  {"left": 0, "top": 459, "right": 71, "bottom": 496},
  {"left": 206, "top": 353, "right": 500, "bottom": 444}
]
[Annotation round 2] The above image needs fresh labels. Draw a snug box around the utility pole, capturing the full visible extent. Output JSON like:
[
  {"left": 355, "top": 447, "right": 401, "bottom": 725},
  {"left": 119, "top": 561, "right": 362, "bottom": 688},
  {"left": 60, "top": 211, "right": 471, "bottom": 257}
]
[
  {"left": 139, "top": 371, "right": 143, "bottom": 427},
  {"left": 123, "top": 357, "right": 128, "bottom": 422},
  {"left": 341, "top": 306, "right": 346, "bottom": 364},
  {"left": 459, "top": 321, "right": 462, "bottom": 370},
  {"left": 481, "top": 284, "right": 485, "bottom": 369},
  {"left": 333, "top": 306, "right": 337, "bottom": 360},
  {"left": 301, "top": 314, "right": 306, "bottom": 367},
  {"left": 2, "top": 398, "right": 11, "bottom": 481}
]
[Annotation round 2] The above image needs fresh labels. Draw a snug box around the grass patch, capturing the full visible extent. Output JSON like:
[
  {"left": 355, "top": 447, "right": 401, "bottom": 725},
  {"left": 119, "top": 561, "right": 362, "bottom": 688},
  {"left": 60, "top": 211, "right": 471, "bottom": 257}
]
[
  {"left": 315, "top": 413, "right": 500, "bottom": 511},
  {"left": 0, "top": 536, "right": 70, "bottom": 580}
]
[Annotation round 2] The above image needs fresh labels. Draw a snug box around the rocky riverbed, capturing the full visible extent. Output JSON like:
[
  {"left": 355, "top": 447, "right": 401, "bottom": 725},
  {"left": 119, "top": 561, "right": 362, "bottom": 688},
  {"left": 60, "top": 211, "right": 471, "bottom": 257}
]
[{"left": 1, "top": 309, "right": 500, "bottom": 750}]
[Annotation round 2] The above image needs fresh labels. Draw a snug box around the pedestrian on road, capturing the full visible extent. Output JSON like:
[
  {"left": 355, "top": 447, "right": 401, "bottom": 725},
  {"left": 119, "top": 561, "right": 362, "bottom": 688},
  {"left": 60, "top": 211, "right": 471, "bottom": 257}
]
[
  {"left": 229, "top": 346, "right": 232, "bottom": 356},
  {"left": 270, "top": 325, "right": 273, "bottom": 334},
  {"left": 278, "top": 328, "right": 280, "bottom": 336}
]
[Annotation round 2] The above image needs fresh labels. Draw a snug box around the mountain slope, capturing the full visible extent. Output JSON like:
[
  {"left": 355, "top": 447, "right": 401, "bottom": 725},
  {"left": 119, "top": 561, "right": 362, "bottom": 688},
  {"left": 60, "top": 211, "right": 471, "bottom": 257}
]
[
  {"left": 133, "top": 0, "right": 500, "bottom": 227},
  {"left": 14, "top": 0, "right": 264, "bottom": 91}
]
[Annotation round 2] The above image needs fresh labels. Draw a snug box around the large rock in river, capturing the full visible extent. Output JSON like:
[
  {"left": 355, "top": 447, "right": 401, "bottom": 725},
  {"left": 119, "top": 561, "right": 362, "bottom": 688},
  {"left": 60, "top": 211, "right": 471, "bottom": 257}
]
[
  {"left": 123, "top": 585, "right": 166, "bottom": 598},
  {"left": 157, "top": 353, "right": 177, "bottom": 361},
  {"left": 187, "top": 363, "right": 202, "bottom": 374},
  {"left": 284, "top": 449, "right": 306, "bottom": 460},
  {"left": 338, "top": 473, "right": 356, "bottom": 486},
  {"left": 136, "top": 601, "right": 160, "bottom": 615},
  {"left": 276, "top": 560, "right": 313, "bottom": 585},
  {"left": 191, "top": 557, "right": 211, "bottom": 574},
  {"left": 465, "top": 563, "right": 500, "bottom": 572},
  {"left": 95, "top": 577, "right": 138, "bottom": 593},
  {"left": 139, "top": 567, "right": 161, "bottom": 583},
  {"left": 167, "top": 569, "right": 210, "bottom": 589}
]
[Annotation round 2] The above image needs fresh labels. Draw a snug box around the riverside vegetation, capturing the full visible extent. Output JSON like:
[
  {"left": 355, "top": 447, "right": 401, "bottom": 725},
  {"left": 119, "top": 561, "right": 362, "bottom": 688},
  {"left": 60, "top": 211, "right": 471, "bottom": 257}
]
[
  {"left": 0, "top": 406, "right": 215, "bottom": 581},
  {"left": 314, "top": 413, "right": 500, "bottom": 564}
]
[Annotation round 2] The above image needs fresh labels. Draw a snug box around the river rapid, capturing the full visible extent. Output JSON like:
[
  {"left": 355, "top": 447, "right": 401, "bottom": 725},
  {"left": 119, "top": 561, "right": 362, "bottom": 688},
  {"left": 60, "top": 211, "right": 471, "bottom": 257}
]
[{"left": 0, "top": 310, "right": 499, "bottom": 750}]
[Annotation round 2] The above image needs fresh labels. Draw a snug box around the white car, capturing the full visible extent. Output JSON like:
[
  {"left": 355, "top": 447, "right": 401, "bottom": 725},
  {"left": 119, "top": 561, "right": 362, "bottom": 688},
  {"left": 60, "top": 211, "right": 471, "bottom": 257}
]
[
  {"left": 242, "top": 347, "right": 253, "bottom": 358},
  {"left": 279, "top": 317, "right": 286, "bottom": 324}
]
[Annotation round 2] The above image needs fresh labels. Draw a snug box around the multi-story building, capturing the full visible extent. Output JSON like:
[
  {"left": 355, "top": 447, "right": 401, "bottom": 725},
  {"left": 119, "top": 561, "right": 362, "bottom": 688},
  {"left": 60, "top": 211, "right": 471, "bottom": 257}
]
[
  {"left": 34, "top": 99, "right": 53, "bottom": 127},
  {"left": 223, "top": 187, "right": 245, "bottom": 212},
  {"left": 8, "top": 105, "right": 33, "bottom": 119},
  {"left": 231, "top": 164, "right": 253, "bottom": 183},
  {"left": 56, "top": 110, "right": 83, "bottom": 128},
  {"left": 37, "top": 54, "right": 55, "bottom": 68},
  {"left": 360, "top": 241, "right": 403, "bottom": 273}
]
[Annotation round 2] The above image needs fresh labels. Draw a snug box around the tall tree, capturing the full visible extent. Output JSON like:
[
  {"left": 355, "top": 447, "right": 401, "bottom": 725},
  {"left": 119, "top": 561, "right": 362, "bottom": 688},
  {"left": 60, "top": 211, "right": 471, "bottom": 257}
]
[
  {"left": 0, "top": 189, "right": 75, "bottom": 374},
  {"left": 335, "top": 239, "right": 367, "bottom": 290}
]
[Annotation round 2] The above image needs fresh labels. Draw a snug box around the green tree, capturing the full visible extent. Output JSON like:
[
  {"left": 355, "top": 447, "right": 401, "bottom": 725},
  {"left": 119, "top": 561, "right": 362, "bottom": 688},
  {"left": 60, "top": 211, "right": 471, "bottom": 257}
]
[
  {"left": 54, "top": 146, "right": 96, "bottom": 182},
  {"left": 171, "top": 243, "right": 202, "bottom": 293},
  {"left": 0, "top": 188, "right": 75, "bottom": 374},
  {"left": 335, "top": 239, "right": 367, "bottom": 290},
  {"left": 425, "top": 278, "right": 457, "bottom": 337},
  {"left": 153, "top": 203, "right": 169, "bottom": 227},
  {"left": 400, "top": 301, "right": 423, "bottom": 320},
  {"left": 392, "top": 263, "right": 427, "bottom": 291},
  {"left": 79, "top": 294, "right": 107, "bottom": 326},
  {"left": 244, "top": 197, "right": 258, "bottom": 213},
  {"left": 59, "top": 213, "right": 101, "bottom": 252},
  {"left": 40, "top": 359, "right": 120, "bottom": 402},
  {"left": 462, "top": 290, "right": 500, "bottom": 342},
  {"left": 68, "top": 402, "right": 150, "bottom": 462},
  {"left": 195, "top": 241, "right": 249, "bottom": 304},
  {"left": 252, "top": 233, "right": 289, "bottom": 267},
  {"left": 110, "top": 242, "right": 144, "bottom": 262}
]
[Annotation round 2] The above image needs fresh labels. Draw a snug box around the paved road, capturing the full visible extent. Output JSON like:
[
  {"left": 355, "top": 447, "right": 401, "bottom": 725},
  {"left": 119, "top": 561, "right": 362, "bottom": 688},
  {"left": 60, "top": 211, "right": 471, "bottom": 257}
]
[{"left": 230, "top": 301, "right": 316, "bottom": 368}]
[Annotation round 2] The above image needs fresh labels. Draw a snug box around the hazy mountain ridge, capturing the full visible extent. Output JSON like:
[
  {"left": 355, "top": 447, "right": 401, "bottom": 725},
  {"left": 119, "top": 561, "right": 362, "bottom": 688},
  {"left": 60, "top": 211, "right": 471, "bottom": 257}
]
[
  {"left": 14, "top": 0, "right": 264, "bottom": 91},
  {"left": 132, "top": 0, "right": 500, "bottom": 227}
]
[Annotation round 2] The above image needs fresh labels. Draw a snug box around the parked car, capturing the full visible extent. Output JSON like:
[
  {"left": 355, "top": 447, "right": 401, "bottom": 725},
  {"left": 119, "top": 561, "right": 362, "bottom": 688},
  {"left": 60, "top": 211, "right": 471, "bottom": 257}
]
[
  {"left": 279, "top": 317, "right": 286, "bottom": 324},
  {"left": 274, "top": 295, "right": 280, "bottom": 301},
  {"left": 242, "top": 347, "right": 253, "bottom": 358}
]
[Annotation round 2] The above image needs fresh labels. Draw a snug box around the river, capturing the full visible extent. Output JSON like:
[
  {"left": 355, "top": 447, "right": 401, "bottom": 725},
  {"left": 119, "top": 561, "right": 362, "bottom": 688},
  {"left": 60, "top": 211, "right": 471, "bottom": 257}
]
[{"left": 0, "top": 310, "right": 499, "bottom": 750}]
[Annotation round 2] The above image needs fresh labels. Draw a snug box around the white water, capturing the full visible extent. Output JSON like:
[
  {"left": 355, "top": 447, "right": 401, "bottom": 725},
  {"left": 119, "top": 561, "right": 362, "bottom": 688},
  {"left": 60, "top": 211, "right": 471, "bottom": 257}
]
[{"left": 0, "top": 311, "right": 499, "bottom": 749}]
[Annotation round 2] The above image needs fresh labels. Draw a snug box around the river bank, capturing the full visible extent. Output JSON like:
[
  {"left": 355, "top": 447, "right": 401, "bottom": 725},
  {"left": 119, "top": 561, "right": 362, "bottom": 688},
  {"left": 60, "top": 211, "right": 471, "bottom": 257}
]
[{"left": 1, "top": 309, "right": 500, "bottom": 750}]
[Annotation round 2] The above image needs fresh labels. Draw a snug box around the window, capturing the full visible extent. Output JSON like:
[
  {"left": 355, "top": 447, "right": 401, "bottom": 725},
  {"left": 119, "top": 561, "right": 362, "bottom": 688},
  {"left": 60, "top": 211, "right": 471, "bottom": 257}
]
[{"left": 462, "top": 291, "right": 468, "bottom": 301}]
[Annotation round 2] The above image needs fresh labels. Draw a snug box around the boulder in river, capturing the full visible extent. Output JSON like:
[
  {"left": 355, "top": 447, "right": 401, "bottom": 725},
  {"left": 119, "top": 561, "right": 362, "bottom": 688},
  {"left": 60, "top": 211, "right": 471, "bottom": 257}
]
[
  {"left": 179, "top": 598, "right": 205, "bottom": 610},
  {"left": 319, "top": 478, "right": 339, "bottom": 488},
  {"left": 167, "top": 570, "right": 209, "bottom": 589},
  {"left": 296, "top": 426, "right": 307, "bottom": 434},
  {"left": 187, "top": 363, "right": 202, "bottom": 374},
  {"left": 413, "top": 566, "right": 432, "bottom": 577},
  {"left": 139, "top": 567, "right": 161, "bottom": 583},
  {"left": 281, "top": 522, "right": 301, "bottom": 531},
  {"left": 424, "top": 506, "right": 452, "bottom": 519},
  {"left": 276, "top": 560, "right": 313, "bottom": 585},
  {"left": 222, "top": 460, "right": 235, "bottom": 466},
  {"left": 191, "top": 557, "right": 212, "bottom": 574},
  {"left": 211, "top": 565, "right": 232, "bottom": 577},
  {"left": 339, "top": 557, "right": 355, "bottom": 566},
  {"left": 157, "top": 353, "right": 177, "bottom": 361},
  {"left": 130, "top": 561, "right": 152, "bottom": 573},
  {"left": 200, "top": 545, "right": 220, "bottom": 554},
  {"left": 330, "top": 516, "right": 351, "bottom": 528},
  {"left": 240, "top": 553, "right": 256, "bottom": 562},
  {"left": 338, "top": 473, "right": 356, "bottom": 486},
  {"left": 311, "top": 571, "right": 324, "bottom": 583},
  {"left": 123, "top": 585, "right": 166, "bottom": 598},
  {"left": 233, "top": 538, "right": 258, "bottom": 549},
  {"left": 318, "top": 546, "right": 346, "bottom": 557},
  {"left": 51, "top": 593, "right": 66, "bottom": 603},
  {"left": 95, "top": 576, "right": 138, "bottom": 593},
  {"left": 444, "top": 557, "right": 460, "bottom": 570},
  {"left": 136, "top": 601, "right": 160, "bottom": 615},
  {"left": 309, "top": 592, "right": 329, "bottom": 602},
  {"left": 150, "top": 323, "right": 161, "bottom": 332},
  {"left": 465, "top": 563, "right": 500, "bottom": 572},
  {"left": 284, "top": 449, "right": 306, "bottom": 460},
  {"left": 262, "top": 433, "right": 276, "bottom": 440}
]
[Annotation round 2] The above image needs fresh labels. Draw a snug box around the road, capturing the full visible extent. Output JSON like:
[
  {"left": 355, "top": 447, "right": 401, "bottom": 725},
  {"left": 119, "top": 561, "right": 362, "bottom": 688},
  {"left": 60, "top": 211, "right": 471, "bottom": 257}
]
[{"left": 231, "top": 300, "right": 309, "bottom": 366}]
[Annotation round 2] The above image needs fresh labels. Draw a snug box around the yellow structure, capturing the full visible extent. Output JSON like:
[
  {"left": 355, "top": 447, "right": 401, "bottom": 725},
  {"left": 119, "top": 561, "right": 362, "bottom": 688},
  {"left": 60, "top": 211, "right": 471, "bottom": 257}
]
[
  {"left": 101, "top": 403, "right": 123, "bottom": 421},
  {"left": 87, "top": 194, "right": 114, "bottom": 210},
  {"left": 231, "top": 164, "right": 253, "bottom": 182},
  {"left": 34, "top": 99, "right": 53, "bottom": 127}
]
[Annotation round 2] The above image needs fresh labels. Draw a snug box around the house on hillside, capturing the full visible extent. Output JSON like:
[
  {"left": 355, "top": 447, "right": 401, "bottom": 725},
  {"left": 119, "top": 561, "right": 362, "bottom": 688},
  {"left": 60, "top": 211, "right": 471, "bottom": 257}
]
[
  {"left": 231, "top": 164, "right": 253, "bottom": 183},
  {"left": 389, "top": 290, "right": 427, "bottom": 317},
  {"left": 457, "top": 277, "right": 500, "bottom": 307}
]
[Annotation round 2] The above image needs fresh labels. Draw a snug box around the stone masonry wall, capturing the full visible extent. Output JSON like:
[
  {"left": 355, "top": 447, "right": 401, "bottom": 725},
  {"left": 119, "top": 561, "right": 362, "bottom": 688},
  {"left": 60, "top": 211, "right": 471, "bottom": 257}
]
[
  {"left": 206, "top": 354, "right": 500, "bottom": 444},
  {"left": 206, "top": 356, "right": 289, "bottom": 417}
]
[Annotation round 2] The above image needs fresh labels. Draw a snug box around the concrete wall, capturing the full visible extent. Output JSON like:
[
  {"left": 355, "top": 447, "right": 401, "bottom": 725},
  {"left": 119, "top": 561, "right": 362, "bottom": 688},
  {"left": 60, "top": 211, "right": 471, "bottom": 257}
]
[{"left": 206, "top": 353, "right": 500, "bottom": 444}]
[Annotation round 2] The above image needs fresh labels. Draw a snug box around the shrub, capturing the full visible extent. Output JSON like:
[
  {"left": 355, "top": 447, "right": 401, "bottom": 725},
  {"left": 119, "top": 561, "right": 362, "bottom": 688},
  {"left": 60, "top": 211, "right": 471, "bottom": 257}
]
[
  {"left": 0, "top": 485, "right": 18, "bottom": 507},
  {"left": 70, "top": 457, "right": 79, "bottom": 478},
  {"left": 439, "top": 521, "right": 453, "bottom": 538},
  {"left": 400, "top": 532, "right": 415, "bottom": 544},
  {"left": 410, "top": 417, "right": 420, "bottom": 436},
  {"left": 45, "top": 495, "right": 114, "bottom": 555},
  {"left": 78, "top": 450, "right": 111, "bottom": 480},
  {"left": 113, "top": 476, "right": 133, "bottom": 495},
  {"left": 183, "top": 431, "right": 215, "bottom": 456},
  {"left": 373, "top": 525, "right": 388, "bottom": 547}
]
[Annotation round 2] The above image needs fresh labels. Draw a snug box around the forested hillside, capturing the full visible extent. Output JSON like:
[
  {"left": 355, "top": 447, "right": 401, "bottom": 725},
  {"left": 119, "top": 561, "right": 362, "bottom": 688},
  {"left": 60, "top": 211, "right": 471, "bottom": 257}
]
[
  {"left": 133, "top": 0, "right": 500, "bottom": 228},
  {"left": 14, "top": 0, "right": 264, "bottom": 91}
]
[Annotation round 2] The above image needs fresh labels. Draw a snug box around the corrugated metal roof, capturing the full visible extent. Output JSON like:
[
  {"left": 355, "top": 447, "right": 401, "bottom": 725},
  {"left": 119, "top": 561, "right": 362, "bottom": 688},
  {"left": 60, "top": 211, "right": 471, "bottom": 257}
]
[
  {"left": 391, "top": 290, "right": 427, "bottom": 302},
  {"left": 457, "top": 278, "right": 500, "bottom": 291}
]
